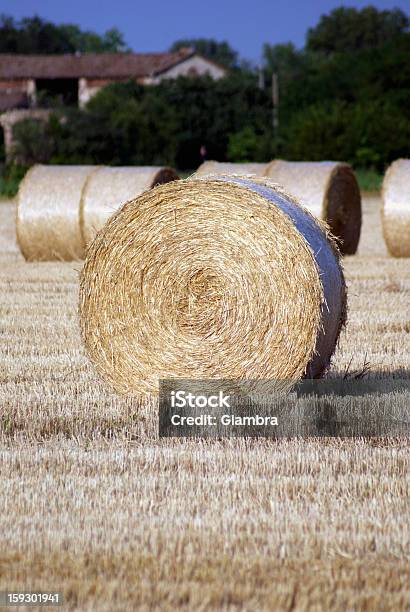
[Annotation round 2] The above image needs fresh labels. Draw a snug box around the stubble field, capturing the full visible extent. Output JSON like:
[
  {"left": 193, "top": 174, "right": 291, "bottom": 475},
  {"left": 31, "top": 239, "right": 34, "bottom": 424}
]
[{"left": 0, "top": 194, "right": 409, "bottom": 610}]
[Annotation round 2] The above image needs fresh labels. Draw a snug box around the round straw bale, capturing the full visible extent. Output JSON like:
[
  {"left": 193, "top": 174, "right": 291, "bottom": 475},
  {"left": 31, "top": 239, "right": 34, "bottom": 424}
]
[
  {"left": 17, "top": 164, "right": 98, "bottom": 261},
  {"left": 264, "top": 160, "right": 362, "bottom": 255},
  {"left": 195, "top": 161, "right": 267, "bottom": 177},
  {"left": 79, "top": 176, "right": 346, "bottom": 396},
  {"left": 81, "top": 166, "right": 179, "bottom": 246},
  {"left": 382, "top": 159, "right": 410, "bottom": 257}
]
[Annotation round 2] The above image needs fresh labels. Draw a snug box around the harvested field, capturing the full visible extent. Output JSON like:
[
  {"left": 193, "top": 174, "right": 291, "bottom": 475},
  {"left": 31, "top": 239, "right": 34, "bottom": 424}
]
[{"left": 0, "top": 194, "right": 409, "bottom": 610}]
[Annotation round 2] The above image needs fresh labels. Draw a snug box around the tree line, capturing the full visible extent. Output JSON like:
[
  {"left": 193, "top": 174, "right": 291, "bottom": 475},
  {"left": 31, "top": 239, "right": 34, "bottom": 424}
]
[{"left": 1, "top": 6, "right": 409, "bottom": 172}]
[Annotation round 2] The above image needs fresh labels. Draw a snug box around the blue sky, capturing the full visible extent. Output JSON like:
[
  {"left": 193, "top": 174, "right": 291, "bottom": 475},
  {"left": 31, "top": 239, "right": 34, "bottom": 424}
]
[{"left": 1, "top": 0, "right": 408, "bottom": 61}]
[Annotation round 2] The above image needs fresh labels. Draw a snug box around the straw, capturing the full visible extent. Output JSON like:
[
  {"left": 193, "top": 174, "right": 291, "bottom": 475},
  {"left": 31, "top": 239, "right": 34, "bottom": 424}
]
[
  {"left": 79, "top": 176, "right": 346, "bottom": 396},
  {"left": 264, "top": 160, "right": 362, "bottom": 255},
  {"left": 16, "top": 164, "right": 98, "bottom": 261},
  {"left": 81, "top": 166, "right": 179, "bottom": 246},
  {"left": 382, "top": 159, "right": 410, "bottom": 257}
]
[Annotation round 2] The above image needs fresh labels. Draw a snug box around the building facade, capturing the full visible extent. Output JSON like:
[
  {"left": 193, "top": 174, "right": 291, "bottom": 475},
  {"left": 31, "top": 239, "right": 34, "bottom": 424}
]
[{"left": 0, "top": 49, "right": 226, "bottom": 111}]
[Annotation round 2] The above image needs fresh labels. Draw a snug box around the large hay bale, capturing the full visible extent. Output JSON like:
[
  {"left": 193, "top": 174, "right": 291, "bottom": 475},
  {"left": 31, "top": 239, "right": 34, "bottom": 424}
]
[
  {"left": 382, "top": 159, "right": 410, "bottom": 257},
  {"left": 195, "top": 161, "right": 267, "bottom": 177},
  {"left": 81, "top": 166, "right": 179, "bottom": 246},
  {"left": 17, "top": 164, "right": 98, "bottom": 261},
  {"left": 79, "top": 176, "right": 346, "bottom": 396},
  {"left": 264, "top": 161, "right": 362, "bottom": 255}
]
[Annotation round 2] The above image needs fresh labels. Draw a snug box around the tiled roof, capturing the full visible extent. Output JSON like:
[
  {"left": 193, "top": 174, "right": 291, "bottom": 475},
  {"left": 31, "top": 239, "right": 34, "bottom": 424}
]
[{"left": 0, "top": 49, "right": 196, "bottom": 79}]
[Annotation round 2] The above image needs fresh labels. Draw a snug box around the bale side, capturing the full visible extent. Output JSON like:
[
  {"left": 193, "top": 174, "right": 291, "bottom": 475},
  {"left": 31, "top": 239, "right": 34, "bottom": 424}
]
[
  {"left": 264, "top": 160, "right": 362, "bottom": 255},
  {"left": 79, "top": 177, "right": 345, "bottom": 396},
  {"left": 209, "top": 175, "right": 346, "bottom": 378},
  {"left": 195, "top": 161, "right": 267, "bottom": 177},
  {"left": 81, "top": 166, "right": 179, "bottom": 246},
  {"left": 16, "top": 164, "right": 97, "bottom": 261},
  {"left": 382, "top": 159, "right": 410, "bottom": 257}
]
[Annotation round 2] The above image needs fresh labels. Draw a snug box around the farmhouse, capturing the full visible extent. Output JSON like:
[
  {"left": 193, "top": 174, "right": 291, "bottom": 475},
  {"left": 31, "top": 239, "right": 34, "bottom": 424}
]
[{"left": 0, "top": 48, "right": 226, "bottom": 111}]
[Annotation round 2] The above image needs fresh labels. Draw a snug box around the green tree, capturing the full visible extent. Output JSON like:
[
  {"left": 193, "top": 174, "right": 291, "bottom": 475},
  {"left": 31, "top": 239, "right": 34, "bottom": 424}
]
[
  {"left": 28, "top": 73, "right": 274, "bottom": 169},
  {"left": 266, "top": 18, "right": 410, "bottom": 159},
  {"left": 155, "top": 73, "right": 273, "bottom": 167},
  {"left": 227, "top": 127, "right": 259, "bottom": 162},
  {"left": 0, "top": 14, "right": 129, "bottom": 54},
  {"left": 306, "top": 6, "right": 409, "bottom": 55},
  {"left": 47, "top": 81, "right": 178, "bottom": 166},
  {"left": 11, "top": 119, "right": 55, "bottom": 165},
  {"left": 170, "top": 38, "right": 238, "bottom": 68},
  {"left": 1, "top": 15, "right": 73, "bottom": 53},
  {"left": 262, "top": 42, "right": 305, "bottom": 86},
  {"left": 283, "top": 99, "right": 410, "bottom": 170},
  {"left": 227, "top": 127, "right": 273, "bottom": 162},
  {"left": 57, "top": 25, "right": 130, "bottom": 53}
]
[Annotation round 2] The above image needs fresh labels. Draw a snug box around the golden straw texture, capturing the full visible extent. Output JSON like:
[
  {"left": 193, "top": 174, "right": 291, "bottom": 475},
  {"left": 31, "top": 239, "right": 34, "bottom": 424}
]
[
  {"left": 81, "top": 166, "right": 179, "bottom": 246},
  {"left": 264, "top": 161, "right": 362, "bottom": 255},
  {"left": 195, "top": 161, "right": 267, "bottom": 177},
  {"left": 16, "top": 164, "right": 98, "bottom": 261},
  {"left": 79, "top": 176, "right": 346, "bottom": 396},
  {"left": 382, "top": 159, "right": 410, "bottom": 257}
]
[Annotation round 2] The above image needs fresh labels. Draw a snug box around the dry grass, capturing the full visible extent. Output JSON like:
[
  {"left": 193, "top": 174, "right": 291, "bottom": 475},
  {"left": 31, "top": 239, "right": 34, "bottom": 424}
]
[
  {"left": 1, "top": 442, "right": 409, "bottom": 610},
  {"left": 0, "top": 195, "right": 409, "bottom": 610}
]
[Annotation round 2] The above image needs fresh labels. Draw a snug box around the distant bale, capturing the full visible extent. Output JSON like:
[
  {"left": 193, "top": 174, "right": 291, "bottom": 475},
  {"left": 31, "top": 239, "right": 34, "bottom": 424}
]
[
  {"left": 79, "top": 176, "right": 346, "bottom": 396},
  {"left": 17, "top": 164, "right": 98, "bottom": 261},
  {"left": 382, "top": 159, "right": 410, "bottom": 257},
  {"left": 195, "top": 161, "right": 267, "bottom": 177},
  {"left": 264, "top": 161, "right": 362, "bottom": 255},
  {"left": 81, "top": 166, "right": 179, "bottom": 246}
]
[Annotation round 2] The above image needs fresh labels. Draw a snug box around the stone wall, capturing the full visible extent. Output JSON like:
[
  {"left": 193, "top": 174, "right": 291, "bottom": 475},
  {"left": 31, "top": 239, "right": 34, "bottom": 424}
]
[{"left": 0, "top": 109, "right": 50, "bottom": 161}]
